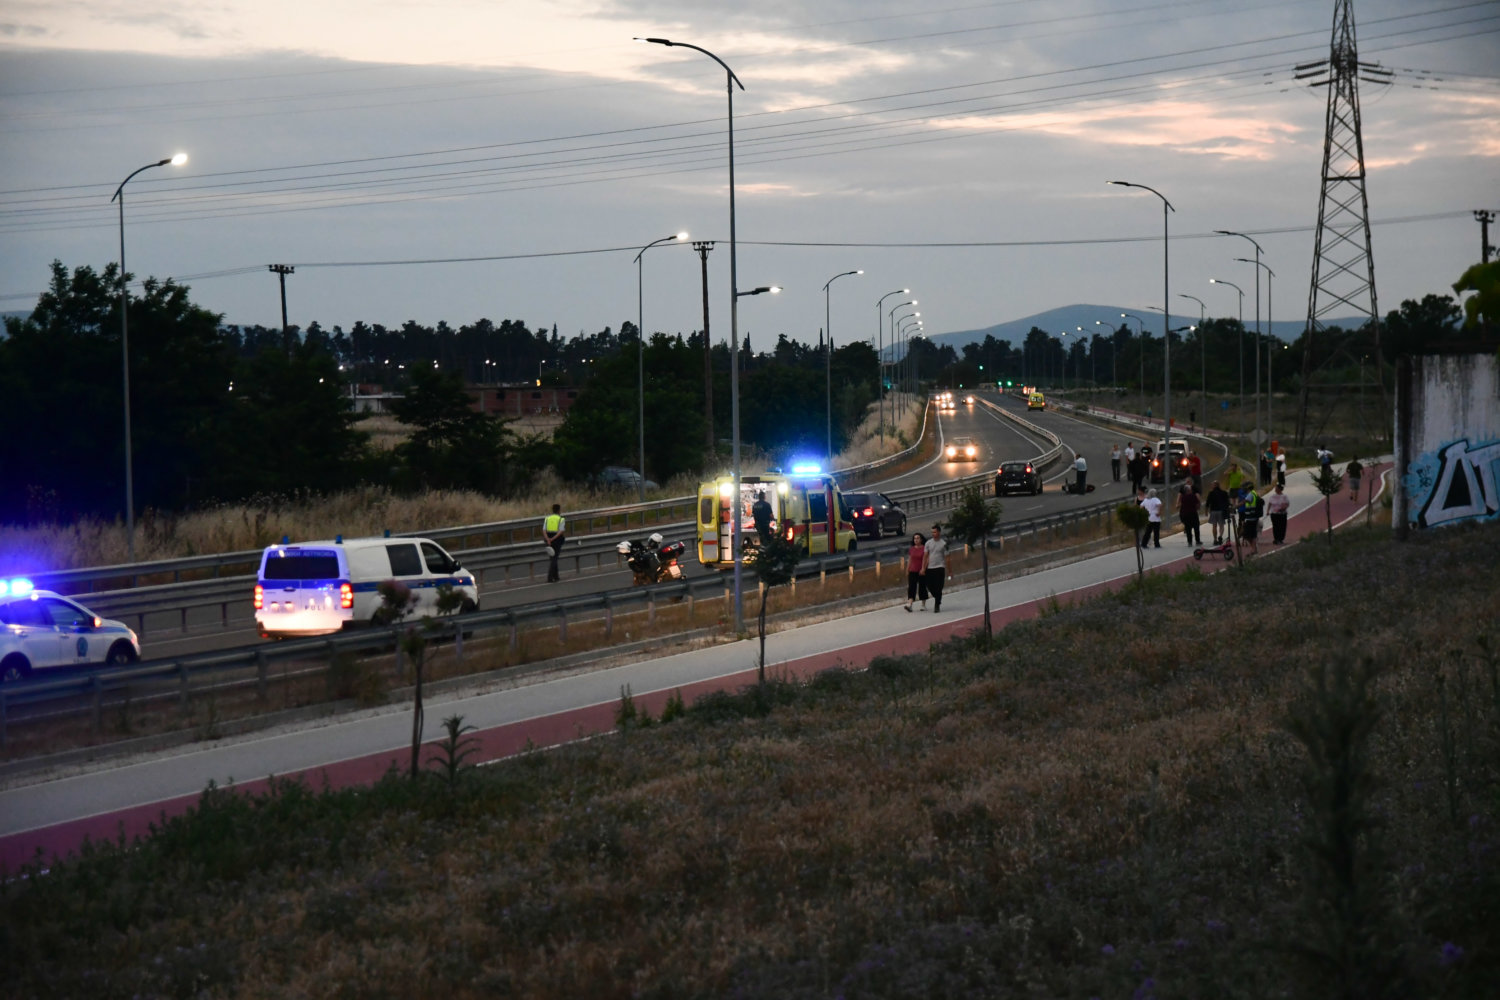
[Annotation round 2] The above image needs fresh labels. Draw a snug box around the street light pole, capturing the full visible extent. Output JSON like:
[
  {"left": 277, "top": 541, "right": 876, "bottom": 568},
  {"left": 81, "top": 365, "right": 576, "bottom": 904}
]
[
  {"left": 1217, "top": 230, "right": 1265, "bottom": 446},
  {"left": 1110, "top": 180, "right": 1175, "bottom": 521},
  {"left": 1209, "top": 278, "right": 1245, "bottom": 439},
  {"left": 1235, "top": 257, "right": 1276, "bottom": 444},
  {"left": 112, "top": 152, "right": 187, "bottom": 562},
  {"left": 1121, "top": 312, "right": 1146, "bottom": 401},
  {"left": 1179, "top": 293, "right": 1206, "bottom": 428},
  {"left": 890, "top": 305, "right": 918, "bottom": 424},
  {"left": 822, "top": 269, "right": 862, "bottom": 464},
  {"left": 1095, "top": 321, "right": 1119, "bottom": 389},
  {"left": 636, "top": 36, "right": 749, "bottom": 630},
  {"left": 635, "top": 231, "right": 688, "bottom": 502},
  {"left": 876, "top": 288, "right": 910, "bottom": 446}
]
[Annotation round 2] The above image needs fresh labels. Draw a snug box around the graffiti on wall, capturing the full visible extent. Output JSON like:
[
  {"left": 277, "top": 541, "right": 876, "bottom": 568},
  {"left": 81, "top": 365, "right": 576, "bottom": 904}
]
[{"left": 1403, "top": 437, "right": 1500, "bottom": 528}]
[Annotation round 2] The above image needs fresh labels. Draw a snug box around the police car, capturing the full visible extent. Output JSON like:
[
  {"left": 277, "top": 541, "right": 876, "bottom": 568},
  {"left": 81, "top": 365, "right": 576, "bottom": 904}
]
[{"left": 0, "top": 579, "right": 142, "bottom": 683}]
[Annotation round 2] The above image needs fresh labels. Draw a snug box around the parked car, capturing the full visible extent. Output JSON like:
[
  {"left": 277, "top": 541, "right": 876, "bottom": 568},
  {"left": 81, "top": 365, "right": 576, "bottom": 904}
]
[
  {"left": 944, "top": 437, "right": 980, "bottom": 462},
  {"left": 843, "top": 491, "right": 907, "bottom": 539},
  {"left": 1149, "top": 438, "right": 1191, "bottom": 483},
  {"left": 995, "top": 460, "right": 1042, "bottom": 496},
  {"left": 595, "top": 465, "right": 659, "bottom": 491},
  {"left": 1, "top": 582, "right": 141, "bottom": 682}
]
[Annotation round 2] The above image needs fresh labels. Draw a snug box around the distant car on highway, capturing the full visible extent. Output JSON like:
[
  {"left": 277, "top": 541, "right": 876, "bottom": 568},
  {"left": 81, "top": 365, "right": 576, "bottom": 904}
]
[
  {"left": 0, "top": 581, "right": 141, "bottom": 682},
  {"left": 843, "top": 491, "right": 907, "bottom": 539},
  {"left": 945, "top": 437, "right": 979, "bottom": 462},
  {"left": 995, "top": 460, "right": 1042, "bottom": 496},
  {"left": 1027, "top": 391, "right": 1046, "bottom": 410},
  {"left": 964, "top": 394, "right": 975, "bottom": 405}
]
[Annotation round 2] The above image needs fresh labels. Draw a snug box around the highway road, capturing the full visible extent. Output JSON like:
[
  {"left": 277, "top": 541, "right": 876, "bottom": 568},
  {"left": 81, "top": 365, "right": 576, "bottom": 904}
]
[{"left": 88, "top": 389, "right": 1205, "bottom": 662}]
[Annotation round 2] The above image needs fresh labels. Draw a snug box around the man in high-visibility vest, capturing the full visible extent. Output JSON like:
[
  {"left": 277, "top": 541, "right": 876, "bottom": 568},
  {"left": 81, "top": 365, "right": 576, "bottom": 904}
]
[{"left": 544, "top": 504, "right": 567, "bottom": 582}]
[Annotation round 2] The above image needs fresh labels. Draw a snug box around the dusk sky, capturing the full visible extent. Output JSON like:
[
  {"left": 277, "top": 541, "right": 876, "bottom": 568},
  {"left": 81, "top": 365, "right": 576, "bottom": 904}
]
[{"left": 2, "top": 0, "right": 1496, "bottom": 350}]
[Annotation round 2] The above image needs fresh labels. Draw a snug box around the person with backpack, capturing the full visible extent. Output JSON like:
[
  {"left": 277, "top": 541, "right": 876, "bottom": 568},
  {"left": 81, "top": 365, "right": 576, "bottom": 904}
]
[{"left": 1238, "top": 485, "right": 1263, "bottom": 557}]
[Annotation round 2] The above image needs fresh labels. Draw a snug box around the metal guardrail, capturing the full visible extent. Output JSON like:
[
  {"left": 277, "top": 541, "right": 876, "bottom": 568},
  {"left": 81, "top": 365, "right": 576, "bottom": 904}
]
[{"left": 0, "top": 494, "right": 1127, "bottom": 748}]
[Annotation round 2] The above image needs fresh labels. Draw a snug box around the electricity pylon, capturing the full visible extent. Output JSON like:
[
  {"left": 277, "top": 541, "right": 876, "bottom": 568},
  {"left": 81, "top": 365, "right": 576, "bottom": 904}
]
[{"left": 1294, "top": 0, "right": 1392, "bottom": 445}]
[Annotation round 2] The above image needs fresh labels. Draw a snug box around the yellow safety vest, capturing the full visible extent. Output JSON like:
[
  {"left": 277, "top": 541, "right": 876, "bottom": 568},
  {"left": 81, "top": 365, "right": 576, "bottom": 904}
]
[{"left": 544, "top": 513, "right": 565, "bottom": 533}]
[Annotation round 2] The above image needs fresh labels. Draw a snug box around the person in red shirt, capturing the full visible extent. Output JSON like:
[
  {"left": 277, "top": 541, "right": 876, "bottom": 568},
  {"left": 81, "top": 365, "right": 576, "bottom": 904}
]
[
  {"left": 1187, "top": 449, "right": 1203, "bottom": 495},
  {"left": 904, "top": 532, "right": 928, "bottom": 611}
]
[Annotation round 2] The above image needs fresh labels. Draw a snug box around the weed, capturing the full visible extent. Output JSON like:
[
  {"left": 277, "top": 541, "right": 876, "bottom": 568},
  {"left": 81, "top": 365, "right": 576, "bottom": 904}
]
[{"left": 427, "top": 714, "right": 480, "bottom": 787}]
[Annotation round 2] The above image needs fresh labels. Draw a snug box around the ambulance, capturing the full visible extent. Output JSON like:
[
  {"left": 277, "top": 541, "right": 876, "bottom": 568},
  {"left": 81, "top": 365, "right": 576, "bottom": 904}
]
[{"left": 695, "top": 465, "right": 858, "bottom": 569}]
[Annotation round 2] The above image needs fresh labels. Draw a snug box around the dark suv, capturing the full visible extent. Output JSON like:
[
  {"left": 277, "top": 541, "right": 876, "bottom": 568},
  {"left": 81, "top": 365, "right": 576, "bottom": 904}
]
[
  {"left": 996, "top": 460, "right": 1042, "bottom": 496},
  {"left": 1149, "top": 439, "right": 1191, "bottom": 483},
  {"left": 843, "top": 492, "right": 907, "bottom": 539}
]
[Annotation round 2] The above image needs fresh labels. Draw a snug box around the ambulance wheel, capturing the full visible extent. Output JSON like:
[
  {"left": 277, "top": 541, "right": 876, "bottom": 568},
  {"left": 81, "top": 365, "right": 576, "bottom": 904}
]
[
  {"left": 1, "top": 654, "right": 31, "bottom": 684},
  {"left": 106, "top": 642, "right": 138, "bottom": 666}
]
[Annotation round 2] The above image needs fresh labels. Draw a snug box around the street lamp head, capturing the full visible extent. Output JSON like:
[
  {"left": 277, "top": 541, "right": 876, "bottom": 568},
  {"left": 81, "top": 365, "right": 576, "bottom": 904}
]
[
  {"left": 769, "top": 285, "right": 782, "bottom": 294},
  {"left": 856, "top": 270, "right": 865, "bottom": 275},
  {"left": 675, "top": 231, "right": 689, "bottom": 241},
  {"left": 169, "top": 152, "right": 188, "bottom": 166},
  {"left": 634, "top": 36, "right": 672, "bottom": 45}
]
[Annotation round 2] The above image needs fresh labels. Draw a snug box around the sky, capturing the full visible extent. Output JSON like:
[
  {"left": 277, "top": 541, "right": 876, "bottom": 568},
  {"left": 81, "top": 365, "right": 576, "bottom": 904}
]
[{"left": 2, "top": 0, "right": 1497, "bottom": 351}]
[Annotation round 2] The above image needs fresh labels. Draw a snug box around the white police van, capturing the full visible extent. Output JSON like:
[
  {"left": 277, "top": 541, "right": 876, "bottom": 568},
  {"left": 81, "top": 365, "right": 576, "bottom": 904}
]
[
  {"left": 0, "top": 579, "right": 142, "bottom": 683},
  {"left": 254, "top": 536, "right": 479, "bottom": 639}
]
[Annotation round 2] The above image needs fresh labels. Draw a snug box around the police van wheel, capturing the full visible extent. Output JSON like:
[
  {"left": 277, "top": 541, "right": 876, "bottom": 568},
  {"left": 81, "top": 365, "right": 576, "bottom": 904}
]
[
  {"left": 460, "top": 598, "right": 478, "bottom": 614},
  {"left": 1, "top": 655, "right": 30, "bottom": 683},
  {"left": 105, "top": 642, "right": 138, "bottom": 667}
]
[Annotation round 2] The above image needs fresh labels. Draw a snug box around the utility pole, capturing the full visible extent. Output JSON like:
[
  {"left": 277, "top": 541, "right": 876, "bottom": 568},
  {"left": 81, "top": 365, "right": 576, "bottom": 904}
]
[
  {"left": 268, "top": 264, "right": 295, "bottom": 355},
  {"left": 1477, "top": 210, "right": 1496, "bottom": 263},
  {"left": 694, "top": 241, "right": 715, "bottom": 452}
]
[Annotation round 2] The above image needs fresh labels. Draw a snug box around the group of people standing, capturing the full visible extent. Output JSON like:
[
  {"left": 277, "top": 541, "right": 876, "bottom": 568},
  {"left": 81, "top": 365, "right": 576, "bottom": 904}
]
[{"left": 904, "top": 526, "right": 950, "bottom": 612}]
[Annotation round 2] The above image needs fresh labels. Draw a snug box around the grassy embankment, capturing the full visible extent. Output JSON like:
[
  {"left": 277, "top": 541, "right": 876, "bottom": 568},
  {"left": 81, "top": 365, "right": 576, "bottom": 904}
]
[
  {"left": 0, "top": 400, "right": 927, "bottom": 574},
  {"left": 5, "top": 517, "right": 1497, "bottom": 998}
]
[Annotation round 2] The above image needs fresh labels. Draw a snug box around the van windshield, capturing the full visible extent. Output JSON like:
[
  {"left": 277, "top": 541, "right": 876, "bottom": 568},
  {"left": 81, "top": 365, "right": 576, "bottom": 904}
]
[{"left": 262, "top": 553, "right": 341, "bottom": 581}]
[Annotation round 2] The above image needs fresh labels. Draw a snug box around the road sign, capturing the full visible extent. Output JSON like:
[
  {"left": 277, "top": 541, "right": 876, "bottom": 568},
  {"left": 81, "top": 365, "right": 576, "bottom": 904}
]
[{"left": 1251, "top": 428, "right": 1268, "bottom": 445}]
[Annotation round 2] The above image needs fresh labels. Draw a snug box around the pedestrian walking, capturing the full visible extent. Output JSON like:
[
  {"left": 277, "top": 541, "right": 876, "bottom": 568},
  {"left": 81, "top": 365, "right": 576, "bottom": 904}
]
[
  {"left": 1267, "top": 482, "right": 1290, "bottom": 544},
  {"left": 1141, "top": 489, "right": 1163, "bottom": 548},
  {"left": 1316, "top": 445, "right": 1333, "bottom": 471},
  {"left": 924, "top": 525, "right": 950, "bottom": 612},
  {"left": 1346, "top": 457, "right": 1364, "bottom": 500},
  {"left": 904, "top": 532, "right": 928, "bottom": 611},
  {"left": 1127, "top": 449, "right": 1149, "bottom": 495},
  {"left": 1110, "top": 443, "right": 1122, "bottom": 482},
  {"left": 1179, "top": 483, "right": 1202, "bottom": 546},
  {"left": 1124, "top": 441, "right": 1136, "bottom": 469},
  {"left": 1074, "top": 453, "right": 1088, "bottom": 494},
  {"left": 1206, "top": 480, "right": 1230, "bottom": 544},
  {"left": 543, "top": 503, "right": 567, "bottom": 582},
  {"left": 1187, "top": 449, "right": 1203, "bottom": 495},
  {"left": 1238, "top": 484, "right": 1262, "bottom": 556}
]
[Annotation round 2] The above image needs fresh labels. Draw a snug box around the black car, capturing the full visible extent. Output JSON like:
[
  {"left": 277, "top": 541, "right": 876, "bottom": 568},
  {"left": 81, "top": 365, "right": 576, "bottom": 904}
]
[
  {"left": 995, "top": 460, "right": 1042, "bottom": 496},
  {"left": 1148, "top": 440, "right": 1191, "bottom": 483},
  {"left": 843, "top": 491, "right": 907, "bottom": 539}
]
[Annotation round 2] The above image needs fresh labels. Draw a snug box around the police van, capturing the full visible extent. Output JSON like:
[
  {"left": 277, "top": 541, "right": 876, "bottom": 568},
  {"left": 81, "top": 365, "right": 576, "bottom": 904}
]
[
  {"left": 254, "top": 536, "right": 479, "bottom": 639},
  {"left": 1, "top": 579, "right": 141, "bottom": 682}
]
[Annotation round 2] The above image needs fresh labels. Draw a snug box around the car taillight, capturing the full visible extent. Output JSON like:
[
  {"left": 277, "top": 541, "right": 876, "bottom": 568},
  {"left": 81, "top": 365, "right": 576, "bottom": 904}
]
[
  {"left": 862, "top": 507, "right": 874, "bottom": 516},
  {"left": 253, "top": 584, "right": 263, "bottom": 610},
  {"left": 1025, "top": 465, "right": 1033, "bottom": 473},
  {"left": 340, "top": 583, "right": 353, "bottom": 609},
  {"left": 785, "top": 526, "right": 795, "bottom": 541}
]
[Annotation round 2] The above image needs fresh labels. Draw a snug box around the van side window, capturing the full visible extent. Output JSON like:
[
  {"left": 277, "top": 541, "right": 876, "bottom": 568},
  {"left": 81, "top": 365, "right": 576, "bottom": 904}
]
[
  {"left": 808, "top": 495, "right": 827, "bottom": 523},
  {"left": 421, "top": 542, "right": 451, "bottom": 574},
  {"left": 700, "top": 497, "right": 714, "bottom": 525},
  {"left": 386, "top": 543, "right": 423, "bottom": 577}
]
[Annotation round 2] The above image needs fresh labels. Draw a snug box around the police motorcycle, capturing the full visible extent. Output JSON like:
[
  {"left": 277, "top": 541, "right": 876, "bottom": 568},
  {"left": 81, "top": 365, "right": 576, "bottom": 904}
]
[{"left": 616, "top": 532, "right": 687, "bottom": 586}]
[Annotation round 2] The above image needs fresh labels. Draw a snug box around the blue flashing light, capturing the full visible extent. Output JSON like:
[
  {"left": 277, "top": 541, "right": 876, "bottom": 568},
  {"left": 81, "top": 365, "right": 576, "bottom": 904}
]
[
  {"left": 281, "top": 534, "right": 290, "bottom": 544},
  {"left": 789, "top": 462, "right": 822, "bottom": 476},
  {"left": 335, "top": 534, "right": 343, "bottom": 544},
  {"left": 1, "top": 578, "right": 35, "bottom": 597}
]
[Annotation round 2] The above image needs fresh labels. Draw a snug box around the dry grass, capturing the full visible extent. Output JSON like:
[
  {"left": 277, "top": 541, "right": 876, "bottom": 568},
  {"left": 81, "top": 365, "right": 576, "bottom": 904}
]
[
  {"left": 1, "top": 400, "right": 920, "bottom": 575},
  {"left": 7, "top": 519, "right": 1497, "bottom": 997}
]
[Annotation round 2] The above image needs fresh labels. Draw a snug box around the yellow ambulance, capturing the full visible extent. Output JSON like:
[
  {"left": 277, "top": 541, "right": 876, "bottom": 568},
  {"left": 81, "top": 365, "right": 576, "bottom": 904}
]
[{"left": 696, "top": 465, "right": 858, "bottom": 568}]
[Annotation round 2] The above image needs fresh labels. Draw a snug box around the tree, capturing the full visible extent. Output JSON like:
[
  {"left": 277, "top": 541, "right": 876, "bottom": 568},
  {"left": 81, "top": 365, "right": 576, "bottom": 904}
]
[
  {"left": 373, "top": 579, "right": 466, "bottom": 779},
  {"left": 1116, "top": 501, "right": 1149, "bottom": 583},
  {"left": 1310, "top": 464, "right": 1345, "bottom": 545},
  {"left": 389, "top": 366, "right": 540, "bottom": 495},
  {"left": 748, "top": 532, "right": 800, "bottom": 683},
  {"left": 1453, "top": 260, "right": 1500, "bottom": 335},
  {"left": 1381, "top": 294, "right": 1462, "bottom": 357},
  {"left": 946, "top": 486, "right": 1003, "bottom": 638},
  {"left": 0, "top": 261, "right": 233, "bottom": 523}
]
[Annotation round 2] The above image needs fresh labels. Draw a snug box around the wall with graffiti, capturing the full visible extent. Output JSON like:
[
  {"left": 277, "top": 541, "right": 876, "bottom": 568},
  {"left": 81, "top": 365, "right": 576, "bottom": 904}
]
[{"left": 1395, "top": 353, "right": 1500, "bottom": 530}]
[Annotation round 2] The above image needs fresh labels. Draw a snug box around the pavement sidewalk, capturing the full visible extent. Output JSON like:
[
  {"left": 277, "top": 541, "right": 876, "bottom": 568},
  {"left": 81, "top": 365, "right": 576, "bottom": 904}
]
[{"left": 0, "top": 462, "right": 1392, "bottom": 870}]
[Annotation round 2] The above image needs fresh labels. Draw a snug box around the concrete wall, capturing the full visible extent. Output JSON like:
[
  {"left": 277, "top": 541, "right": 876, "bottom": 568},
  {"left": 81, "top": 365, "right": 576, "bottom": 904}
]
[{"left": 1394, "top": 353, "right": 1500, "bottom": 532}]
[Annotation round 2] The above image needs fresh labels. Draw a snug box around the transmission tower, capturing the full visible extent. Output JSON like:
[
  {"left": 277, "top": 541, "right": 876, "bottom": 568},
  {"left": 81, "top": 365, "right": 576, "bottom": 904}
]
[{"left": 1293, "top": 0, "right": 1392, "bottom": 445}]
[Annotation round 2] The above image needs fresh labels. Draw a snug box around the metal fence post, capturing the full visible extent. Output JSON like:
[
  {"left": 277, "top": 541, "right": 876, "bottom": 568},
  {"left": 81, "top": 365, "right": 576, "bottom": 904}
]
[{"left": 91, "top": 674, "right": 104, "bottom": 739}]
